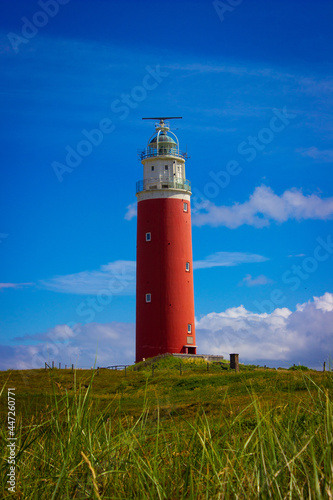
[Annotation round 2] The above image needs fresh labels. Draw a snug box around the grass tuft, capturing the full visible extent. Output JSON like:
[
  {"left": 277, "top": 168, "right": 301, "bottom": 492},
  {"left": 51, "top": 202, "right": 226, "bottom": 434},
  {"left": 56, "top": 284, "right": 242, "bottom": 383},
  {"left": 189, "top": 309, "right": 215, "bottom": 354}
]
[{"left": 0, "top": 366, "right": 332, "bottom": 498}]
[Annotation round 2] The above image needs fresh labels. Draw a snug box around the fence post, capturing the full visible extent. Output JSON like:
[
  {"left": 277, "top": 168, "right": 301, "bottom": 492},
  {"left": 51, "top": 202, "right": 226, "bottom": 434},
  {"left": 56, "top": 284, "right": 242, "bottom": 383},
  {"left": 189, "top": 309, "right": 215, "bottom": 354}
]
[
  {"left": 207, "top": 362, "right": 209, "bottom": 372},
  {"left": 230, "top": 353, "right": 239, "bottom": 372},
  {"left": 72, "top": 364, "right": 74, "bottom": 371},
  {"left": 52, "top": 361, "right": 54, "bottom": 369},
  {"left": 45, "top": 362, "right": 47, "bottom": 370},
  {"left": 59, "top": 362, "right": 61, "bottom": 369},
  {"left": 124, "top": 366, "right": 127, "bottom": 377},
  {"left": 180, "top": 363, "right": 182, "bottom": 376},
  {"left": 323, "top": 361, "right": 326, "bottom": 372},
  {"left": 152, "top": 364, "right": 154, "bottom": 377}
]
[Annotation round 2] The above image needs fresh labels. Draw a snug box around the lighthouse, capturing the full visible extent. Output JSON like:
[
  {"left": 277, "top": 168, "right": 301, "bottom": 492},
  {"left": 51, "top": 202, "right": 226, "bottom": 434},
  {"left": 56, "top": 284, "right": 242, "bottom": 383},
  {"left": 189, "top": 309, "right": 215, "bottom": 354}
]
[{"left": 135, "top": 117, "right": 196, "bottom": 362}]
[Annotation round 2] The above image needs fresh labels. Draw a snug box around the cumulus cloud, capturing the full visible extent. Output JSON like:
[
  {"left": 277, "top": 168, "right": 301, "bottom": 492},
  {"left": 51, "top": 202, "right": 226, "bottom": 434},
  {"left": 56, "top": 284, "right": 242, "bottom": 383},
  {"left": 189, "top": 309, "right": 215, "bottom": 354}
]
[
  {"left": 1, "top": 322, "right": 135, "bottom": 370},
  {"left": 1, "top": 294, "right": 332, "bottom": 370},
  {"left": 239, "top": 274, "right": 273, "bottom": 287},
  {"left": 192, "top": 185, "right": 333, "bottom": 228},
  {"left": 39, "top": 261, "right": 136, "bottom": 295},
  {"left": 296, "top": 292, "right": 333, "bottom": 313},
  {"left": 124, "top": 202, "right": 137, "bottom": 221},
  {"left": 314, "top": 292, "right": 333, "bottom": 311},
  {"left": 196, "top": 292, "right": 333, "bottom": 369}
]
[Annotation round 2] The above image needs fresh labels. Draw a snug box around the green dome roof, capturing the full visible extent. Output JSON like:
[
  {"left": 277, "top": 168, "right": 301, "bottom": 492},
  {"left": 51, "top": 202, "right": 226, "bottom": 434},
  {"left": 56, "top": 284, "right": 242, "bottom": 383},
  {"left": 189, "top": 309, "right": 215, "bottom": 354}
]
[{"left": 149, "top": 131, "right": 177, "bottom": 148}]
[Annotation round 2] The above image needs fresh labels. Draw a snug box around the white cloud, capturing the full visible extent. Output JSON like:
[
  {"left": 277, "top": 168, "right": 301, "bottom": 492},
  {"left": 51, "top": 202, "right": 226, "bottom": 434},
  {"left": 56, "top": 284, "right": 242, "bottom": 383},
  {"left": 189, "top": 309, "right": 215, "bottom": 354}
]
[
  {"left": 297, "top": 147, "right": 333, "bottom": 163},
  {"left": 1, "top": 294, "right": 332, "bottom": 370},
  {"left": 314, "top": 292, "right": 333, "bottom": 312},
  {"left": 196, "top": 293, "right": 333, "bottom": 368},
  {"left": 296, "top": 292, "right": 333, "bottom": 313},
  {"left": 39, "top": 261, "right": 136, "bottom": 295},
  {"left": 167, "top": 63, "right": 296, "bottom": 83},
  {"left": 0, "top": 282, "right": 33, "bottom": 290},
  {"left": 167, "top": 64, "right": 333, "bottom": 97},
  {"left": 193, "top": 252, "right": 268, "bottom": 270},
  {"left": 239, "top": 274, "right": 273, "bottom": 287},
  {"left": 124, "top": 202, "right": 137, "bottom": 221},
  {"left": 1, "top": 322, "right": 135, "bottom": 370},
  {"left": 297, "top": 77, "right": 333, "bottom": 96},
  {"left": 192, "top": 185, "right": 333, "bottom": 228},
  {"left": 39, "top": 252, "right": 269, "bottom": 296}
]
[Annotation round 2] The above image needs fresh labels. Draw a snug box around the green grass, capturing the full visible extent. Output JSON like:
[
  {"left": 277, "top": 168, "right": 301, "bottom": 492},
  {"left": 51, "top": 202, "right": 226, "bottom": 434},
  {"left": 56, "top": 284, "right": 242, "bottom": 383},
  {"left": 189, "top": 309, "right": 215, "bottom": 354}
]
[{"left": 0, "top": 359, "right": 332, "bottom": 499}]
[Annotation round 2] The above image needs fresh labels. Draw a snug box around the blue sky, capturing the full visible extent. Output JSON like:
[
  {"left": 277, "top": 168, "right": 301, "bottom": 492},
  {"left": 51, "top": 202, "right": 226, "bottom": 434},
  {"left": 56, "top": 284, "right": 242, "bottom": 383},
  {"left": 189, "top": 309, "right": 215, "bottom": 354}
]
[{"left": 0, "top": 0, "right": 332, "bottom": 370}]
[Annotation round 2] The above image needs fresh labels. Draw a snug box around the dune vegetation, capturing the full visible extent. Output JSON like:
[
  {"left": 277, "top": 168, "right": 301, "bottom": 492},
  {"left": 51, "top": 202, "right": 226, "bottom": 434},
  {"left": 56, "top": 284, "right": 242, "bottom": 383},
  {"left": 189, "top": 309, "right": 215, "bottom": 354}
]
[{"left": 0, "top": 356, "right": 332, "bottom": 499}]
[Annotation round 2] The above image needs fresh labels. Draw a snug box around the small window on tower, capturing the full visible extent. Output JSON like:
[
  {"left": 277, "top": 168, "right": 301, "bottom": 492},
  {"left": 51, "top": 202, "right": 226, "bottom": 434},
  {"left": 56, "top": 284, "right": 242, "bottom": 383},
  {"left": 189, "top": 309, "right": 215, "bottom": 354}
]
[
  {"left": 165, "top": 165, "right": 168, "bottom": 170},
  {"left": 186, "top": 262, "right": 190, "bottom": 272},
  {"left": 184, "top": 202, "right": 188, "bottom": 212},
  {"left": 146, "top": 232, "right": 151, "bottom": 242},
  {"left": 151, "top": 166, "right": 154, "bottom": 171},
  {"left": 146, "top": 293, "right": 151, "bottom": 303},
  {"left": 188, "top": 323, "right": 192, "bottom": 334}
]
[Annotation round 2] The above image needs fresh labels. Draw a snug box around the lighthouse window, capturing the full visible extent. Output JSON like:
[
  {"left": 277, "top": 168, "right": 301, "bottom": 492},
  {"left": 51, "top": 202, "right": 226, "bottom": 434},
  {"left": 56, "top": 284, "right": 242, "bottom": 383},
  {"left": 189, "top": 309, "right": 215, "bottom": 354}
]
[
  {"left": 146, "top": 232, "right": 151, "bottom": 242},
  {"left": 187, "top": 323, "right": 192, "bottom": 334},
  {"left": 183, "top": 202, "right": 188, "bottom": 212},
  {"left": 151, "top": 166, "right": 154, "bottom": 171},
  {"left": 165, "top": 165, "right": 168, "bottom": 170},
  {"left": 146, "top": 293, "right": 151, "bottom": 303},
  {"left": 186, "top": 262, "right": 190, "bottom": 272}
]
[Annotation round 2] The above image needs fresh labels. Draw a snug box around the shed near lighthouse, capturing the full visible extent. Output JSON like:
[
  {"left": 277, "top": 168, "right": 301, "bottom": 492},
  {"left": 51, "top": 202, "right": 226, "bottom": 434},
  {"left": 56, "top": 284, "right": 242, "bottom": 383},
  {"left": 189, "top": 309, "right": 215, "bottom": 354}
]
[{"left": 135, "top": 117, "right": 196, "bottom": 363}]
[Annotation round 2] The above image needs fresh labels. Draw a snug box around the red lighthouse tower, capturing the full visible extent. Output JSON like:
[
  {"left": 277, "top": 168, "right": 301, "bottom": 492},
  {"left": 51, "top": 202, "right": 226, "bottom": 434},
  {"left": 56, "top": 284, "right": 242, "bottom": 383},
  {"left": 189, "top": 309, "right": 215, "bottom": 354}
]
[{"left": 135, "top": 117, "right": 196, "bottom": 362}]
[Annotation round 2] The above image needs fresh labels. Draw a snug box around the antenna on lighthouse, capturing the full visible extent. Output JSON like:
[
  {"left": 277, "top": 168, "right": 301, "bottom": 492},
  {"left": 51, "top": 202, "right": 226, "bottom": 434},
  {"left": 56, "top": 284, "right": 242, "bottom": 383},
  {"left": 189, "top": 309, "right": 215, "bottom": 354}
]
[
  {"left": 142, "top": 117, "right": 182, "bottom": 132},
  {"left": 142, "top": 117, "right": 182, "bottom": 120}
]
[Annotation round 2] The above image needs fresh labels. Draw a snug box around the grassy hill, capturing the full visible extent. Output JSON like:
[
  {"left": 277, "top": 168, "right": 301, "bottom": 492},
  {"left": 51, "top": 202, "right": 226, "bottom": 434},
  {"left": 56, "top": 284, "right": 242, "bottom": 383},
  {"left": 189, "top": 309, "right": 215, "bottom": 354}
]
[{"left": 0, "top": 356, "right": 332, "bottom": 499}]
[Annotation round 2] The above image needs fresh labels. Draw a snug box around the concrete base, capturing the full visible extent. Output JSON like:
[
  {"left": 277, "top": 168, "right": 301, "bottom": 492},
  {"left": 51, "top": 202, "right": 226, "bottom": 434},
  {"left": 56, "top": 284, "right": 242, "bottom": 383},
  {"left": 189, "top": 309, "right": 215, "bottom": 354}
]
[{"left": 172, "top": 353, "right": 224, "bottom": 362}]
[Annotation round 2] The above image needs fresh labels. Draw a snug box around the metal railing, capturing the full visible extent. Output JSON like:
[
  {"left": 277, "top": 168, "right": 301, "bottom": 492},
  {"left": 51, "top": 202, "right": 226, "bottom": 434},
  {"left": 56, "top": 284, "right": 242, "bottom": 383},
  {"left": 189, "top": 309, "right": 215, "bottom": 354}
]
[
  {"left": 136, "top": 177, "right": 191, "bottom": 194},
  {"left": 138, "top": 147, "right": 188, "bottom": 160}
]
